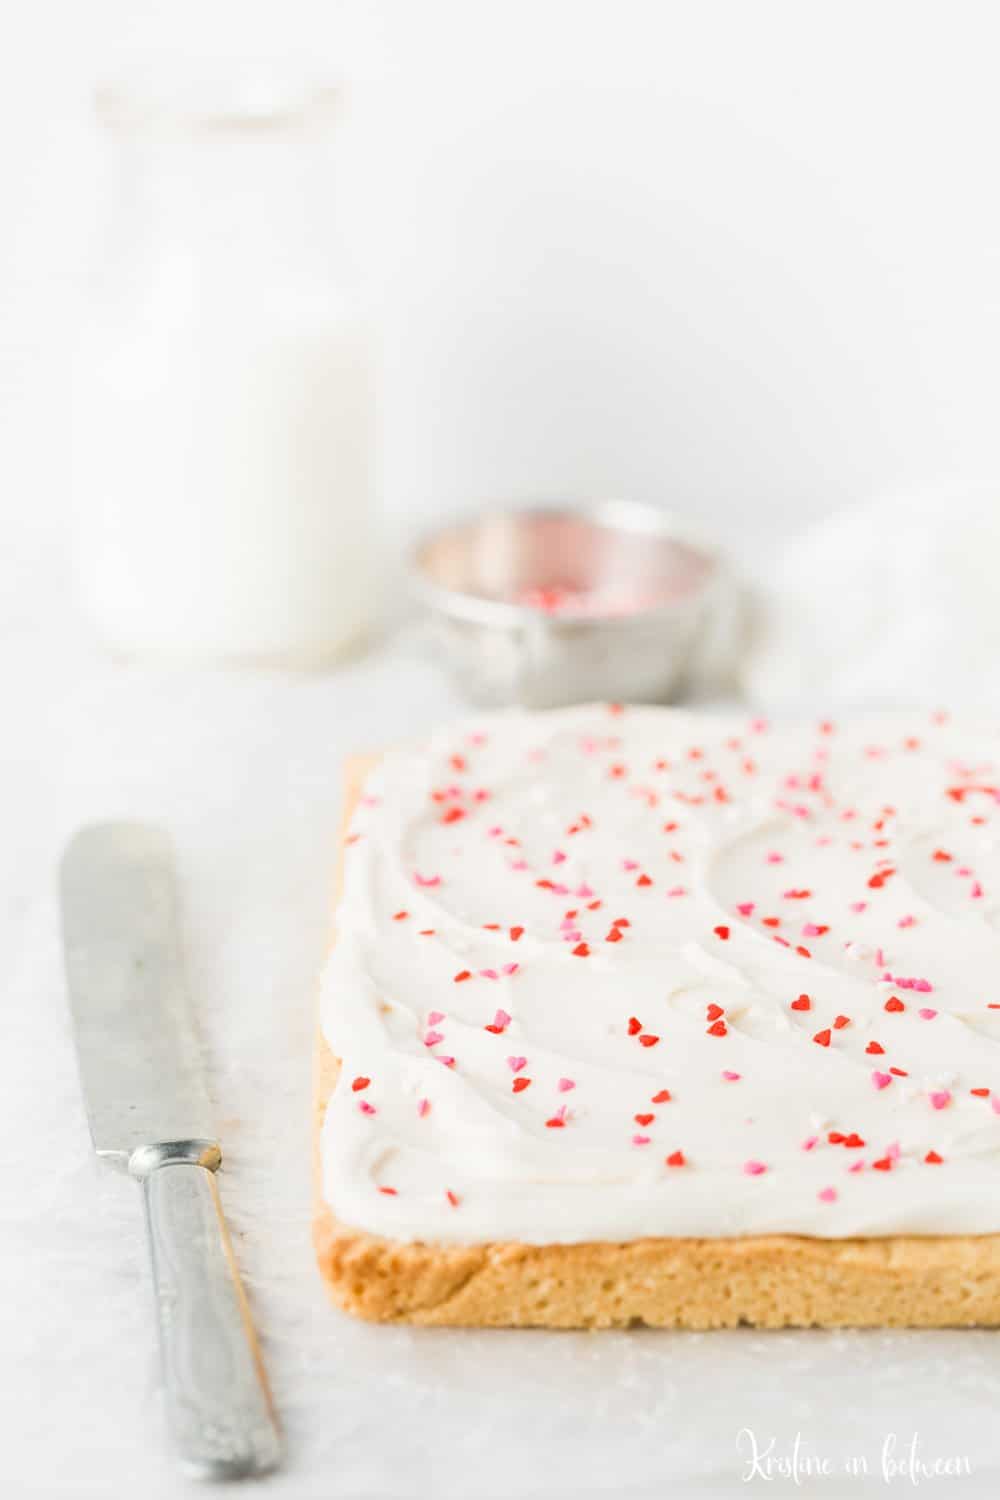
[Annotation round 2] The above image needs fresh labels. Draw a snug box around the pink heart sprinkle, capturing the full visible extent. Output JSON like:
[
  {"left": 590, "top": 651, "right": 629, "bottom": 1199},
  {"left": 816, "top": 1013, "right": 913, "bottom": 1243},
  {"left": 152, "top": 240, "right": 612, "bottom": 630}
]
[
  {"left": 427, "top": 1011, "right": 445, "bottom": 1025},
  {"left": 887, "top": 1141, "right": 901, "bottom": 1160},
  {"left": 487, "top": 825, "right": 503, "bottom": 838},
  {"left": 493, "top": 1009, "right": 511, "bottom": 1028},
  {"left": 414, "top": 873, "right": 441, "bottom": 888},
  {"left": 872, "top": 1071, "right": 892, "bottom": 1091},
  {"left": 479, "top": 969, "right": 499, "bottom": 980},
  {"left": 437, "top": 1055, "right": 455, "bottom": 1067},
  {"left": 848, "top": 1160, "right": 865, "bottom": 1173},
  {"left": 553, "top": 850, "right": 567, "bottom": 865},
  {"left": 510, "top": 858, "right": 529, "bottom": 871},
  {"left": 721, "top": 1070, "right": 741, "bottom": 1082},
  {"left": 667, "top": 886, "right": 687, "bottom": 898},
  {"left": 557, "top": 1077, "right": 575, "bottom": 1092},
  {"left": 744, "top": 1160, "right": 767, "bottom": 1175},
  {"left": 818, "top": 1187, "right": 837, "bottom": 1203},
  {"left": 802, "top": 923, "right": 824, "bottom": 937},
  {"left": 898, "top": 914, "right": 916, "bottom": 928},
  {"left": 850, "top": 901, "right": 867, "bottom": 913},
  {"left": 801, "top": 1135, "right": 819, "bottom": 1151},
  {"left": 918, "top": 1008, "right": 938, "bottom": 1020},
  {"left": 507, "top": 1055, "right": 527, "bottom": 1072},
  {"left": 736, "top": 902, "right": 755, "bottom": 917},
  {"left": 502, "top": 963, "right": 519, "bottom": 976},
  {"left": 359, "top": 1101, "right": 376, "bottom": 1115},
  {"left": 766, "top": 852, "right": 784, "bottom": 864},
  {"left": 416, "top": 1098, "right": 430, "bottom": 1118},
  {"left": 929, "top": 1090, "right": 952, "bottom": 1110},
  {"left": 576, "top": 883, "right": 594, "bottom": 899},
  {"left": 423, "top": 1030, "right": 443, "bottom": 1047},
  {"left": 622, "top": 859, "right": 639, "bottom": 872},
  {"left": 552, "top": 883, "right": 570, "bottom": 895},
  {"left": 991, "top": 1096, "right": 1000, "bottom": 1115},
  {"left": 972, "top": 881, "right": 984, "bottom": 898},
  {"left": 632, "top": 1134, "right": 651, "bottom": 1146}
]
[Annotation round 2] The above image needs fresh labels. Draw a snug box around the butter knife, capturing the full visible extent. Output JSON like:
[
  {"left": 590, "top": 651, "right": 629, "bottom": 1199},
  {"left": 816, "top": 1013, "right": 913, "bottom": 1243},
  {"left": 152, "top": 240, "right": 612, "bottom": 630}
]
[{"left": 59, "top": 822, "right": 281, "bottom": 1480}]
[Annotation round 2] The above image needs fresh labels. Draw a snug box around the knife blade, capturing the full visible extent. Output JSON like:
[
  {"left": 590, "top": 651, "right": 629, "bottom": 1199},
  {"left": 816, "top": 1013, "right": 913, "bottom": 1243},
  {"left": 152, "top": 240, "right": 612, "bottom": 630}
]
[{"left": 60, "top": 822, "right": 281, "bottom": 1480}]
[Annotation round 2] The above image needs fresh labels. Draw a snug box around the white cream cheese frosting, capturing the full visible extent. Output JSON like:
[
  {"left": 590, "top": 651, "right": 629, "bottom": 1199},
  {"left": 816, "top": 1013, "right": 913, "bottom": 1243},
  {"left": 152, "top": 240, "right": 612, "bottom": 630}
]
[{"left": 320, "top": 706, "right": 1000, "bottom": 1244}]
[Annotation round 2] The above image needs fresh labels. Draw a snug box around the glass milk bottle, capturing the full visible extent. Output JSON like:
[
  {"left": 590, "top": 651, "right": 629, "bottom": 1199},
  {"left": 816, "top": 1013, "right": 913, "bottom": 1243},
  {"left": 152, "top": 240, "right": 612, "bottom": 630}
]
[{"left": 71, "top": 73, "right": 377, "bottom": 665}]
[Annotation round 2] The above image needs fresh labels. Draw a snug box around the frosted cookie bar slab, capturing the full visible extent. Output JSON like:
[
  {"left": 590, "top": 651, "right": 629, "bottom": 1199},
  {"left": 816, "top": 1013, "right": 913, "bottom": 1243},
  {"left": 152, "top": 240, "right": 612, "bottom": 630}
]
[{"left": 314, "top": 709, "right": 1000, "bottom": 1326}]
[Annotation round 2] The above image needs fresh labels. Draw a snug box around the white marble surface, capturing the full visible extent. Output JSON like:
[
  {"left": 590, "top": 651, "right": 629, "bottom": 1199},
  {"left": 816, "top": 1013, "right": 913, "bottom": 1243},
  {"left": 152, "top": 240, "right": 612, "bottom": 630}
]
[{"left": 5, "top": 532, "right": 1000, "bottom": 1499}]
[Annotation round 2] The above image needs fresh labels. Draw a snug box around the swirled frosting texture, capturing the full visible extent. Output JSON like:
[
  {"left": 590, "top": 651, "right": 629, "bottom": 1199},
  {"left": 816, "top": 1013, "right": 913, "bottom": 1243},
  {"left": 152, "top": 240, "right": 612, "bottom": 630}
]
[{"left": 320, "top": 707, "right": 1000, "bottom": 1244}]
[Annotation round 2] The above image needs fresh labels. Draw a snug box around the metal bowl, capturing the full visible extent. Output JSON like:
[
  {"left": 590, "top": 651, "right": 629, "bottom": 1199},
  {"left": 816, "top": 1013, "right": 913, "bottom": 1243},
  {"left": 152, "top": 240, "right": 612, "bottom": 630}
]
[{"left": 410, "top": 501, "right": 723, "bottom": 708}]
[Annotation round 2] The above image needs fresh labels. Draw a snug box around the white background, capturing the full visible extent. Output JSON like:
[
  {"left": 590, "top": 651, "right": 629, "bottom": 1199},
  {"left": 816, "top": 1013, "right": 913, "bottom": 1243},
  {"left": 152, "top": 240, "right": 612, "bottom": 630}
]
[
  {"left": 5, "top": 0, "right": 1000, "bottom": 573},
  {"left": 6, "top": 4, "right": 1000, "bottom": 1497}
]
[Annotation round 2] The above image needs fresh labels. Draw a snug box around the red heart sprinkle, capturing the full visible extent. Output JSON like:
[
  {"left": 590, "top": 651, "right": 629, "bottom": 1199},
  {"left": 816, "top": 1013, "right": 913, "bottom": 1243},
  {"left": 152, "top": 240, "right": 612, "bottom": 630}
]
[
  {"left": 933, "top": 850, "right": 952, "bottom": 862},
  {"left": 706, "top": 1003, "right": 725, "bottom": 1021},
  {"left": 454, "top": 970, "right": 472, "bottom": 982},
  {"left": 714, "top": 925, "right": 730, "bottom": 940},
  {"left": 637, "top": 873, "right": 653, "bottom": 887},
  {"left": 828, "top": 1131, "right": 845, "bottom": 1144},
  {"left": 572, "top": 942, "right": 590, "bottom": 957},
  {"left": 510, "top": 925, "right": 524, "bottom": 941},
  {"left": 813, "top": 1028, "right": 831, "bottom": 1047},
  {"left": 925, "top": 1150, "right": 943, "bottom": 1164},
  {"left": 393, "top": 911, "right": 409, "bottom": 921},
  {"left": 442, "top": 806, "right": 466, "bottom": 824},
  {"left": 666, "top": 1150, "right": 686, "bottom": 1167},
  {"left": 634, "top": 1113, "right": 654, "bottom": 1126},
  {"left": 884, "top": 997, "right": 905, "bottom": 1012},
  {"left": 352, "top": 1076, "right": 370, "bottom": 1092},
  {"left": 833, "top": 1014, "right": 850, "bottom": 1030},
  {"left": 707, "top": 1020, "right": 728, "bottom": 1037},
  {"left": 971, "top": 1087, "right": 991, "bottom": 1097},
  {"left": 639, "top": 1033, "right": 660, "bottom": 1047},
  {"left": 889, "top": 1067, "right": 908, "bottom": 1077},
  {"left": 762, "top": 917, "right": 780, "bottom": 928},
  {"left": 606, "top": 928, "right": 623, "bottom": 943},
  {"left": 872, "top": 1156, "right": 893, "bottom": 1171},
  {"left": 791, "top": 994, "right": 811, "bottom": 1011},
  {"left": 844, "top": 1133, "right": 865, "bottom": 1148},
  {"left": 546, "top": 1115, "right": 566, "bottom": 1128},
  {"left": 628, "top": 1016, "right": 643, "bottom": 1035},
  {"left": 613, "top": 917, "right": 631, "bottom": 928},
  {"left": 446, "top": 1189, "right": 461, "bottom": 1206},
  {"left": 652, "top": 1089, "right": 672, "bottom": 1103},
  {"left": 866, "top": 1041, "right": 885, "bottom": 1054},
  {"left": 512, "top": 1077, "right": 531, "bottom": 1093}
]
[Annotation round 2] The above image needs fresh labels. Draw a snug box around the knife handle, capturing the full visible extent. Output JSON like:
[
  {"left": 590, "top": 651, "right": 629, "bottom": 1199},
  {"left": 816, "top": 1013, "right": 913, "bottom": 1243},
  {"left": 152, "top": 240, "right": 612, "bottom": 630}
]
[{"left": 133, "top": 1144, "right": 281, "bottom": 1480}]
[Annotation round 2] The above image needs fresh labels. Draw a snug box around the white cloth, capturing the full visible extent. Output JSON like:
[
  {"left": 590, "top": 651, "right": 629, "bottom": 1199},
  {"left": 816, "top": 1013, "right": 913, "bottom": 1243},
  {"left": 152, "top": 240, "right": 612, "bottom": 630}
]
[{"left": 744, "top": 487, "right": 1000, "bottom": 711}]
